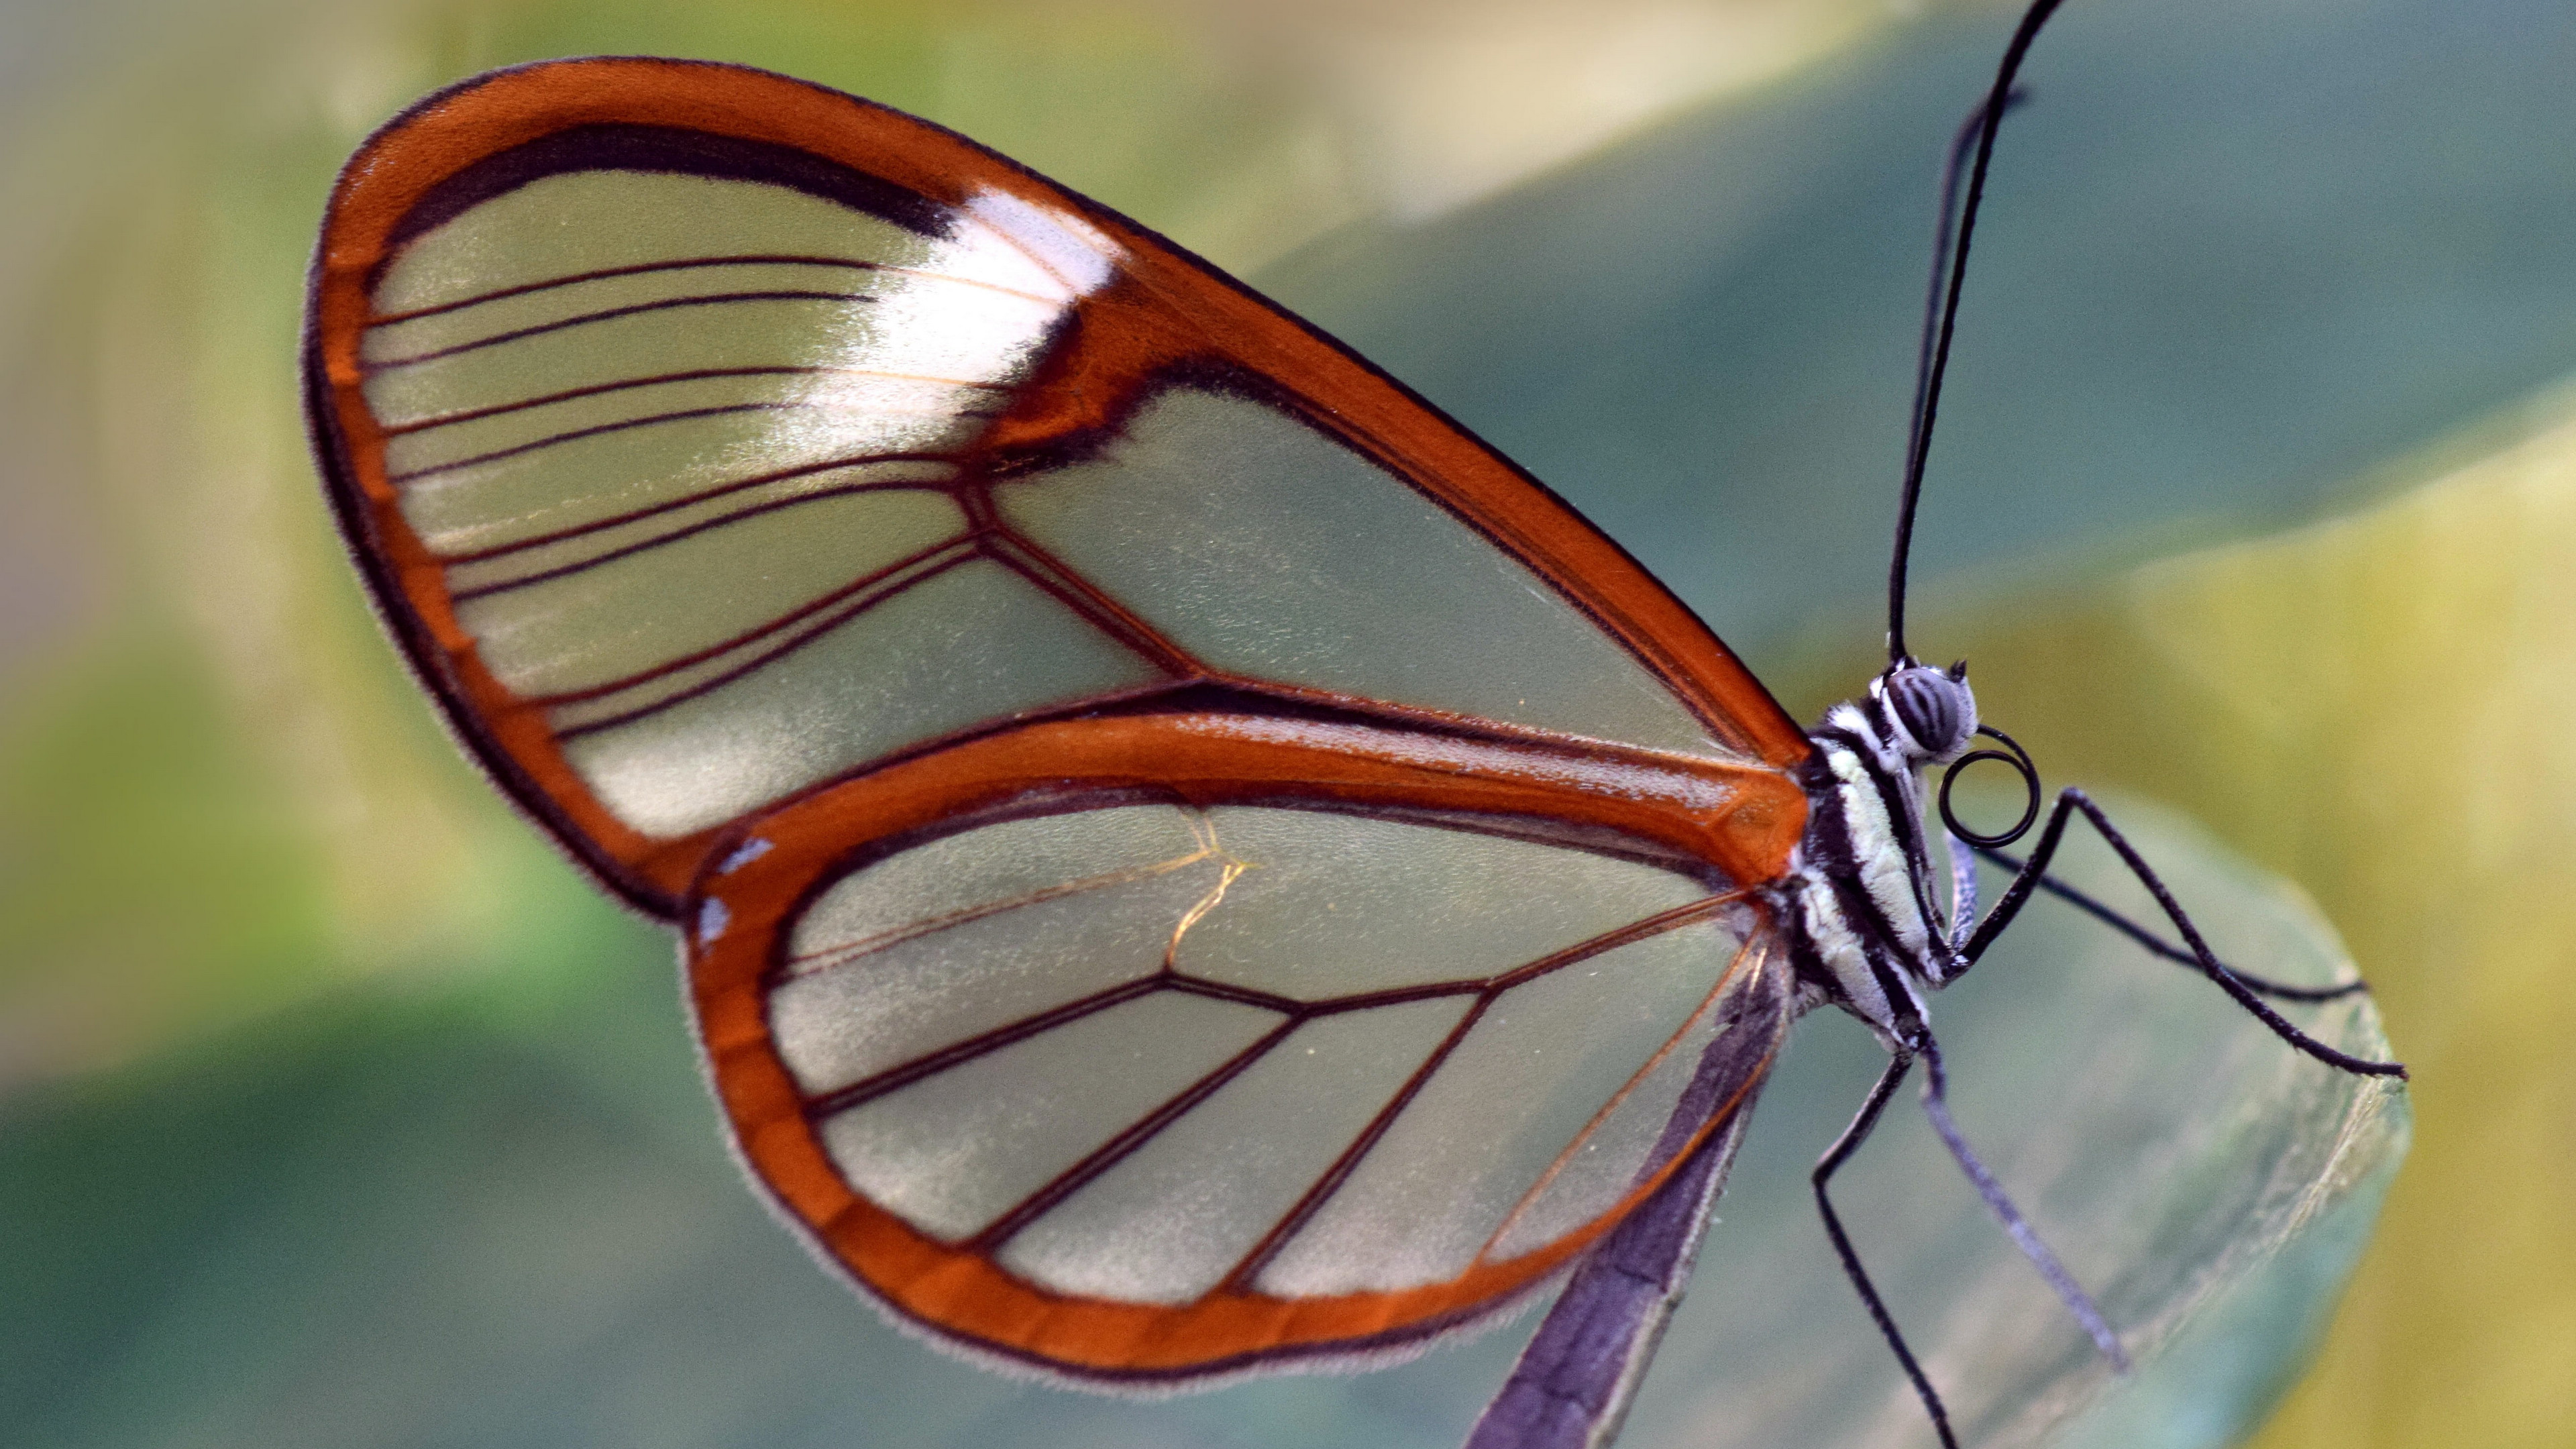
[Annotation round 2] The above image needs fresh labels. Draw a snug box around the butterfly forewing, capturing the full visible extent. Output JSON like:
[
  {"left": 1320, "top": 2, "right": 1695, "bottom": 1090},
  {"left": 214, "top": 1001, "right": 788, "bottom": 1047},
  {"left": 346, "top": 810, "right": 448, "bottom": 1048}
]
[
  {"left": 308, "top": 56, "right": 1814, "bottom": 1384},
  {"left": 307, "top": 57, "right": 1806, "bottom": 912}
]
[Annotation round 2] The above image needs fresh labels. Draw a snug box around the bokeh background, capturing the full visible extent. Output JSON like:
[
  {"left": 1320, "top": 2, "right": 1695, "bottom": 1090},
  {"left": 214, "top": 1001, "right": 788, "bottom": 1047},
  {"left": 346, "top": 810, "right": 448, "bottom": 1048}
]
[{"left": 3, "top": 0, "right": 2571, "bottom": 1445}]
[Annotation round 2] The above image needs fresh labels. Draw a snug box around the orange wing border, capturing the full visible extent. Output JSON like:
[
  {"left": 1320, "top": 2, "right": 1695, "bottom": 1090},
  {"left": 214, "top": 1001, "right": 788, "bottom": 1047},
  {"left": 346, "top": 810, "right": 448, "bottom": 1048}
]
[
  {"left": 305, "top": 56, "right": 1812, "bottom": 918},
  {"left": 686, "top": 710, "right": 1801, "bottom": 1383}
]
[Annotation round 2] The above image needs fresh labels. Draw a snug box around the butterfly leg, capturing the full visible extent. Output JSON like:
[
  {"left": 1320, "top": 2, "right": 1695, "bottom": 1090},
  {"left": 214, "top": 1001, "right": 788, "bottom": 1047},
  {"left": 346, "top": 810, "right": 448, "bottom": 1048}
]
[
  {"left": 1914, "top": 1031, "right": 2129, "bottom": 1371},
  {"left": 1970, "top": 839, "right": 2368, "bottom": 1002},
  {"left": 1957, "top": 788, "right": 2406, "bottom": 1079},
  {"left": 1813, "top": 1049, "right": 1959, "bottom": 1449}
]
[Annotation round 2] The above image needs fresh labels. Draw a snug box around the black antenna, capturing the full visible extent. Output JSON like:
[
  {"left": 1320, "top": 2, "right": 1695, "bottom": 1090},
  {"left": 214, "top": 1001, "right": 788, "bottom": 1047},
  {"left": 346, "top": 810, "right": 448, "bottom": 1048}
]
[
  {"left": 1903, "top": 89, "right": 2029, "bottom": 546},
  {"left": 1904, "top": 96, "right": 2015, "bottom": 500},
  {"left": 1886, "top": 0, "right": 2070, "bottom": 665}
]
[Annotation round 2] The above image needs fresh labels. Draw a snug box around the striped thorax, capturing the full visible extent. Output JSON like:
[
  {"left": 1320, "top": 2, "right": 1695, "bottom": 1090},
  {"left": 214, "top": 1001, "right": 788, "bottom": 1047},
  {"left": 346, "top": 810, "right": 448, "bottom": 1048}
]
[{"left": 1782, "top": 662, "right": 1981, "bottom": 1046}]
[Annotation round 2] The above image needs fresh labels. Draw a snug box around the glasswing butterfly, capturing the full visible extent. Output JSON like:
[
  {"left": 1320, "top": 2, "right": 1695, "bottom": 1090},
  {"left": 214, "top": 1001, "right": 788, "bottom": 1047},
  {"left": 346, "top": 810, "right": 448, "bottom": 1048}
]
[{"left": 301, "top": 1, "right": 2404, "bottom": 1442}]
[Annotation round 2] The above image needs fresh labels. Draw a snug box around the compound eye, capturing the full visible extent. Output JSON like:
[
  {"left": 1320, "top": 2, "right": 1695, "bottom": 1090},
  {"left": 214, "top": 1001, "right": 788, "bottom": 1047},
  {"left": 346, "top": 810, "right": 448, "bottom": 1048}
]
[{"left": 1888, "top": 667, "right": 1974, "bottom": 759}]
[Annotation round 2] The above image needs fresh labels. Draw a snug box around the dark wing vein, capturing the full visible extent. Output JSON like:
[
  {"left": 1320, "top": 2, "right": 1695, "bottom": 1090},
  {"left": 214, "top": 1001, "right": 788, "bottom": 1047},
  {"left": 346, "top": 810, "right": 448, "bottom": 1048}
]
[
  {"left": 437, "top": 449, "right": 960, "bottom": 567},
  {"left": 364, "top": 289, "right": 882, "bottom": 370},
  {"left": 389, "top": 400, "right": 992, "bottom": 484},
  {"left": 545, "top": 543, "right": 980, "bottom": 731},
  {"left": 382, "top": 365, "right": 1009, "bottom": 437},
  {"left": 789, "top": 880, "right": 1747, "bottom": 1279},
  {"left": 366, "top": 252, "right": 1055, "bottom": 326}
]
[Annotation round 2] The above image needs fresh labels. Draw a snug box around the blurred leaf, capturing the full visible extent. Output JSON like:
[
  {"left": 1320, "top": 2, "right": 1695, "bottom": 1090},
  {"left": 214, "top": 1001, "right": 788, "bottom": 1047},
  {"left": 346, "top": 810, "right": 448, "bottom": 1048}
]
[
  {"left": 1618, "top": 792, "right": 2403, "bottom": 1449},
  {"left": 1263, "top": 0, "right": 2576, "bottom": 674},
  {"left": 0, "top": 784, "right": 2401, "bottom": 1449},
  {"left": 0, "top": 638, "right": 330, "bottom": 1081},
  {"left": 1888, "top": 374, "right": 2576, "bottom": 1449}
]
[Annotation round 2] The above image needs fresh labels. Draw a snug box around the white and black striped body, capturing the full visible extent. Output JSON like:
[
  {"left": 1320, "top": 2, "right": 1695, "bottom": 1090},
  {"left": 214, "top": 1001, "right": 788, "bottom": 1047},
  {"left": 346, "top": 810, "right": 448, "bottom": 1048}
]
[{"left": 1778, "top": 664, "right": 1980, "bottom": 1046}]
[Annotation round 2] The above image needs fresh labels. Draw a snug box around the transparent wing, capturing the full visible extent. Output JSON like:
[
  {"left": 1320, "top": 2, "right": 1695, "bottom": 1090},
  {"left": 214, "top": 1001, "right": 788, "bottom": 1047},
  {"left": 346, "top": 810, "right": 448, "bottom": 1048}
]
[
  {"left": 305, "top": 58, "right": 1808, "bottom": 912},
  {"left": 311, "top": 57, "right": 1817, "bottom": 1389},
  {"left": 691, "top": 766, "right": 1794, "bottom": 1382}
]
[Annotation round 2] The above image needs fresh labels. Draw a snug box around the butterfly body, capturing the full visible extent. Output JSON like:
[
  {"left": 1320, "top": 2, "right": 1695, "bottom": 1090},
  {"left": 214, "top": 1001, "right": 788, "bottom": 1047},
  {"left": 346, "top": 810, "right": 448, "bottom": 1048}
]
[{"left": 1782, "top": 668, "right": 1982, "bottom": 1049}]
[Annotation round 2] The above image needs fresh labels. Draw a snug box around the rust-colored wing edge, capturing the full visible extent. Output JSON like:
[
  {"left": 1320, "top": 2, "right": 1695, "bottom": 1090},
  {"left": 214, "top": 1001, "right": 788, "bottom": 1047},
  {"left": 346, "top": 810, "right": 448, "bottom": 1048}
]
[
  {"left": 685, "top": 711, "right": 1801, "bottom": 1381},
  {"left": 305, "top": 56, "right": 1814, "bottom": 918}
]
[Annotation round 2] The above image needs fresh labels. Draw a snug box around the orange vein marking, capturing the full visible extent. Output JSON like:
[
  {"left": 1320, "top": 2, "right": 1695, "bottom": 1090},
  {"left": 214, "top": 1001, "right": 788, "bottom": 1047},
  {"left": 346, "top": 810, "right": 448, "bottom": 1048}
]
[
  {"left": 1163, "top": 811, "right": 1254, "bottom": 968},
  {"left": 784, "top": 818, "right": 1236, "bottom": 981}
]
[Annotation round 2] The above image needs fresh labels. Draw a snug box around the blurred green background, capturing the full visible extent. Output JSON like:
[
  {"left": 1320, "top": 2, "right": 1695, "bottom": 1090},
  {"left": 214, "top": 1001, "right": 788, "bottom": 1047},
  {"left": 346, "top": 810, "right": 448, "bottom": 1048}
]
[{"left": 3, "top": 0, "right": 2570, "bottom": 1445}]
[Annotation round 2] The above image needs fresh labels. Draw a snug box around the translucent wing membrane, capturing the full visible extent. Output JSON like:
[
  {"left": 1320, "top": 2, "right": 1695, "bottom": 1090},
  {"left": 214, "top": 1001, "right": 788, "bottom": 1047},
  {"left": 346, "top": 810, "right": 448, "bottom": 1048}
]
[
  {"left": 309, "top": 58, "right": 1817, "bottom": 1385},
  {"left": 692, "top": 751, "right": 1796, "bottom": 1379},
  {"left": 990, "top": 392, "right": 1733, "bottom": 762},
  {"left": 785, "top": 804, "right": 1726, "bottom": 1283},
  {"left": 306, "top": 58, "right": 1807, "bottom": 910}
]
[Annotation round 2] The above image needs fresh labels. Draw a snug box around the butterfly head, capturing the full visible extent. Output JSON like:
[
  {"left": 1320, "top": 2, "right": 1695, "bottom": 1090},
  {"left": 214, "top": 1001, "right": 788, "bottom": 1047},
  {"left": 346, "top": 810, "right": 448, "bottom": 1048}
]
[{"left": 1876, "top": 659, "right": 1978, "bottom": 766}]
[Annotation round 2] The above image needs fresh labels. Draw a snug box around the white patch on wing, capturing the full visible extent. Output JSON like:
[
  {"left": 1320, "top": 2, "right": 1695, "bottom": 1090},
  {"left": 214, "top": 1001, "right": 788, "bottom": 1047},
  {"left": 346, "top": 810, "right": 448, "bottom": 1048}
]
[
  {"left": 1175, "top": 716, "right": 1740, "bottom": 813},
  {"left": 961, "top": 186, "right": 1123, "bottom": 297},
  {"left": 777, "top": 193, "right": 1112, "bottom": 448}
]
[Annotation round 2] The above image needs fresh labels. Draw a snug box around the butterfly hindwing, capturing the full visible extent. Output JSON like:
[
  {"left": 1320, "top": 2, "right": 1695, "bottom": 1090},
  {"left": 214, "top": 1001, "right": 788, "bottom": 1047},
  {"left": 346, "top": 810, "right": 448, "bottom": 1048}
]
[{"left": 686, "top": 716, "right": 1797, "bottom": 1379}]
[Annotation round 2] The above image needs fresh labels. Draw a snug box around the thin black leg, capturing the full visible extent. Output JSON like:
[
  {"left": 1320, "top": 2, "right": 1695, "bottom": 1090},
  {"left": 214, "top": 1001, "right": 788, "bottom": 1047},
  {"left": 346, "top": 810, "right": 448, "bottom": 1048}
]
[
  {"left": 1960, "top": 788, "right": 2406, "bottom": 1080},
  {"left": 1815, "top": 1049, "right": 1957, "bottom": 1449},
  {"left": 1974, "top": 843, "right": 2367, "bottom": 1003},
  {"left": 1916, "top": 1034, "right": 2129, "bottom": 1371}
]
